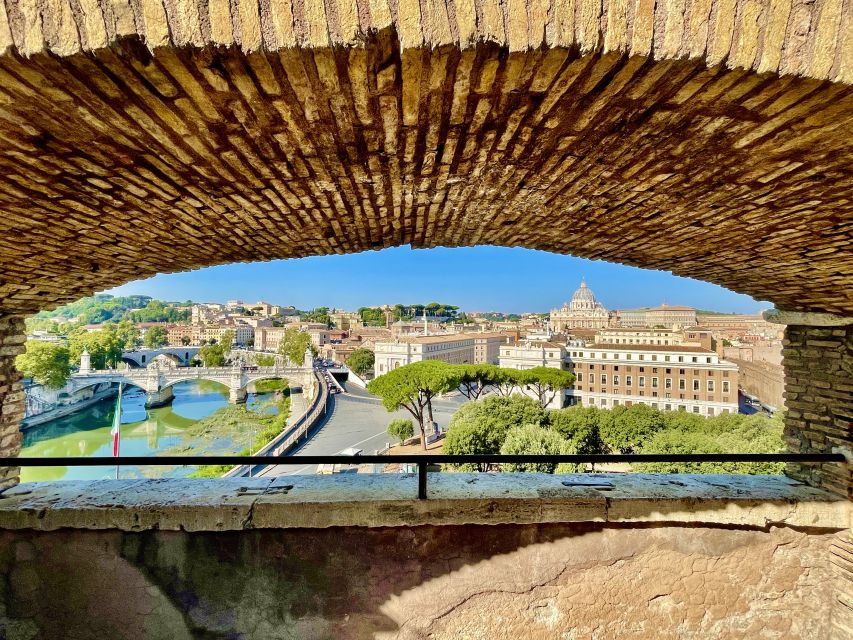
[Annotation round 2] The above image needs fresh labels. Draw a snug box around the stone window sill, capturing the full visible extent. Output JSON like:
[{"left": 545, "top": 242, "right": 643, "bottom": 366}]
[{"left": 0, "top": 474, "right": 847, "bottom": 532}]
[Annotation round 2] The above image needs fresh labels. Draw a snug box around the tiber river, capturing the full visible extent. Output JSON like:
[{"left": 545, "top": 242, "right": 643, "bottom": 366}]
[{"left": 21, "top": 380, "right": 277, "bottom": 482}]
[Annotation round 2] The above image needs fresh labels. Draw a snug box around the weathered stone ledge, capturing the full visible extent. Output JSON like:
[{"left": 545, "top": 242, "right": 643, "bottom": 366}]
[
  {"left": 764, "top": 309, "right": 853, "bottom": 327},
  {"left": 0, "top": 473, "right": 847, "bottom": 533}
]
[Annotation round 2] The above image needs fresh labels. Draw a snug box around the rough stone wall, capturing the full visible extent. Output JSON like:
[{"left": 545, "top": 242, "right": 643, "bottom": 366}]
[
  {"left": 0, "top": 523, "right": 842, "bottom": 639},
  {"left": 0, "top": 315, "right": 24, "bottom": 492},
  {"left": 782, "top": 324, "right": 853, "bottom": 498},
  {"left": 0, "top": 43, "right": 850, "bottom": 318},
  {"left": 830, "top": 532, "right": 853, "bottom": 639}
]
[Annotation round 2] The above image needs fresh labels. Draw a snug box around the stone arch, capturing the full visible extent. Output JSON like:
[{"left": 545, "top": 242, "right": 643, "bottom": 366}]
[
  {"left": 120, "top": 357, "right": 143, "bottom": 369},
  {"left": 149, "top": 353, "right": 182, "bottom": 368},
  {"left": 0, "top": 1, "right": 848, "bottom": 317},
  {"left": 0, "top": 0, "right": 849, "bottom": 500},
  {"left": 70, "top": 378, "right": 149, "bottom": 396},
  {"left": 159, "top": 377, "right": 229, "bottom": 392}
]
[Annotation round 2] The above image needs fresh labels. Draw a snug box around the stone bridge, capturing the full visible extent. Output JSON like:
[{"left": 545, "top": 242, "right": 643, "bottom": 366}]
[
  {"left": 121, "top": 347, "right": 201, "bottom": 368},
  {"left": 70, "top": 364, "right": 316, "bottom": 406}
]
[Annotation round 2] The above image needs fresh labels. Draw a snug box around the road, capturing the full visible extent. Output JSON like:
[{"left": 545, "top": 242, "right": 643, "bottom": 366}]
[{"left": 258, "top": 384, "right": 466, "bottom": 476}]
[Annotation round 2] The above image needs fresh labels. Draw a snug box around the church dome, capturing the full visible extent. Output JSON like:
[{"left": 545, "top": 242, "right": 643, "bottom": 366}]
[{"left": 570, "top": 280, "right": 596, "bottom": 306}]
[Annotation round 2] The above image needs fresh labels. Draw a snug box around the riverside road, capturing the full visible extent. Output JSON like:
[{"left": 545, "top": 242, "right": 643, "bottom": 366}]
[{"left": 257, "top": 385, "right": 465, "bottom": 476}]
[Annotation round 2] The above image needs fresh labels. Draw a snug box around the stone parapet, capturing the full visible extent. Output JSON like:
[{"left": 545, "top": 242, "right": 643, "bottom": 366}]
[
  {"left": 782, "top": 324, "right": 853, "bottom": 498},
  {"left": 0, "top": 315, "right": 24, "bottom": 492},
  {"left": 0, "top": 473, "right": 847, "bottom": 532}
]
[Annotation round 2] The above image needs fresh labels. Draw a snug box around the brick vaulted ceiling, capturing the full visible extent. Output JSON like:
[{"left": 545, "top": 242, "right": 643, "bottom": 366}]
[{"left": 0, "top": 0, "right": 850, "bottom": 316}]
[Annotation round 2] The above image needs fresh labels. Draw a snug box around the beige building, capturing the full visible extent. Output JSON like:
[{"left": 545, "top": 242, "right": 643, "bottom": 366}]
[
  {"left": 616, "top": 304, "right": 698, "bottom": 328},
  {"left": 549, "top": 281, "right": 611, "bottom": 331},
  {"left": 373, "top": 334, "right": 470, "bottom": 374},
  {"left": 565, "top": 343, "right": 738, "bottom": 415},
  {"left": 595, "top": 327, "right": 684, "bottom": 346},
  {"left": 473, "top": 332, "right": 515, "bottom": 364},
  {"left": 254, "top": 327, "right": 288, "bottom": 352},
  {"left": 596, "top": 327, "right": 716, "bottom": 351},
  {"left": 500, "top": 339, "right": 738, "bottom": 416},
  {"left": 329, "top": 309, "right": 362, "bottom": 330},
  {"left": 499, "top": 341, "right": 566, "bottom": 371}
]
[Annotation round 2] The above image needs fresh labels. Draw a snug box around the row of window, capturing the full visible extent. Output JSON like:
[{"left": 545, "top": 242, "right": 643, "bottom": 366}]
[
  {"left": 582, "top": 397, "right": 732, "bottom": 415},
  {"left": 575, "top": 372, "right": 730, "bottom": 393},
  {"left": 570, "top": 351, "right": 715, "bottom": 363},
  {"left": 574, "top": 364, "right": 730, "bottom": 376}
]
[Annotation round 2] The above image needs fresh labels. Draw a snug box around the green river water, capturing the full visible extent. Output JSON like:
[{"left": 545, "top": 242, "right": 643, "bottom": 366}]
[{"left": 21, "top": 380, "right": 278, "bottom": 482}]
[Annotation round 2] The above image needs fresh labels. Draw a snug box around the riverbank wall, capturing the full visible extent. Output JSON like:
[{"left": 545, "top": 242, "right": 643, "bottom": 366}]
[{"left": 22, "top": 387, "right": 118, "bottom": 429}]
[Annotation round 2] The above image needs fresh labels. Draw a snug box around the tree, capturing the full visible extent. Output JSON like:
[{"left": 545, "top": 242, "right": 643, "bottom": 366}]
[
  {"left": 180, "top": 335, "right": 191, "bottom": 346},
  {"left": 198, "top": 343, "right": 225, "bottom": 367},
  {"left": 346, "top": 348, "right": 375, "bottom": 376},
  {"left": 599, "top": 403, "right": 665, "bottom": 453},
  {"left": 358, "top": 307, "right": 386, "bottom": 327},
  {"left": 255, "top": 354, "right": 276, "bottom": 366},
  {"left": 492, "top": 368, "right": 526, "bottom": 396},
  {"left": 518, "top": 366, "right": 575, "bottom": 407},
  {"left": 219, "top": 329, "right": 234, "bottom": 352},
  {"left": 455, "top": 363, "right": 502, "bottom": 400},
  {"left": 115, "top": 320, "right": 140, "bottom": 350},
  {"left": 443, "top": 395, "right": 547, "bottom": 469},
  {"left": 387, "top": 418, "right": 414, "bottom": 445},
  {"left": 301, "top": 307, "right": 331, "bottom": 327},
  {"left": 500, "top": 424, "right": 575, "bottom": 473},
  {"left": 16, "top": 341, "right": 71, "bottom": 388},
  {"left": 277, "top": 327, "right": 316, "bottom": 365},
  {"left": 547, "top": 407, "right": 606, "bottom": 455},
  {"left": 68, "top": 326, "right": 123, "bottom": 369},
  {"left": 367, "top": 361, "right": 461, "bottom": 450},
  {"left": 143, "top": 326, "right": 168, "bottom": 348}
]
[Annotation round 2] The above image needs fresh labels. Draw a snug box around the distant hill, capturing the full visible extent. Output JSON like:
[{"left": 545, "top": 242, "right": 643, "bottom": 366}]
[{"left": 27, "top": 294, "right": 191, "bottom": 333}]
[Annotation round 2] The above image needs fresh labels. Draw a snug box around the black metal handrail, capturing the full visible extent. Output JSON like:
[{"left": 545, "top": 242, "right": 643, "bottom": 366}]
[{"left": 1, "top": 453, "right": 845, "bottom": 499}]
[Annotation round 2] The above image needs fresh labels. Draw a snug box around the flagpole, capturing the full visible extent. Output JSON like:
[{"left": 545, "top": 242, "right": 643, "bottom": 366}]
[{"left": 112, "top": 383, "right": 123, "bottom": 480}]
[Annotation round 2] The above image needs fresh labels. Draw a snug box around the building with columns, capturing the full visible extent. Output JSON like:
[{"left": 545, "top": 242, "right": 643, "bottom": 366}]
[{"left": 549, "top": 281, "right": 612, "bottom": 331}]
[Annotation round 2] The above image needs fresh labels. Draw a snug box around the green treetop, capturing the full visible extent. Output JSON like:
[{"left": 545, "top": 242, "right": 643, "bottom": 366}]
[
  {"left": 143, "top": 326, "right": 168, "bottom": 348},
  {"left": 500, "top": 424, "right": 576, "bottom": 473},
  {"left": 517, "top": 367, "right": 576, "bottom": 407},
  {"left": 16, "top": 341, "right": 71, "bottom": 388},
  {"left": 219, "top": 330, "right": 235, "bottom": 352},
  {"left": 387, "top": 418, "right": 414, "bottom": 445},
  {"left": 68, "top": 326, "right": 123, "bottom": 370},
  {"left": 277, "top": 327, "right": 317, "bottom": 365},
  {"left": 198, "top": 343, "right": 226, "bottom": 367},
  {"left": 367, "top": 360, "right": 461, "bottom": 450},
  {"left": 346, "top": 348, "right": 375, "bottom": 376},
  {"left": 115, "top": 320, "right": 140, "bottom": 350}
]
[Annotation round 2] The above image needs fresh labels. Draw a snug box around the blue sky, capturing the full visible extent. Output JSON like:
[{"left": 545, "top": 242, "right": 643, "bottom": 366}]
[{"left": 104, "top": 246, "right": 766, "bottom": 314}]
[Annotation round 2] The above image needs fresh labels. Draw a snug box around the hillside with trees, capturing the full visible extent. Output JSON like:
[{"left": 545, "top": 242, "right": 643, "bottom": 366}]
[{"left": 26, "top": 294, "right": 191, "bottom": 334}]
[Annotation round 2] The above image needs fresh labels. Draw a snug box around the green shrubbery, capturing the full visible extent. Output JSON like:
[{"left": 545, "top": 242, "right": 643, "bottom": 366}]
[
  {"left": 387, "top": 418, "right": 414, "bottom": 444},
  {"left": 442, "top": 396, "right": 785, "bottom": 476},
  {"left": 188, "top": 387, "right": 292, "bottom": 478}
]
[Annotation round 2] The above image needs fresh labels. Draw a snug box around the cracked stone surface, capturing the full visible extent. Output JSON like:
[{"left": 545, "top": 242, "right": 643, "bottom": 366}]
[
  {"left": 0, "top": 474, "right": 847, "bottom": 532},
  {"left": 0, "top": 522, "right": 842, "bottom": 639}
]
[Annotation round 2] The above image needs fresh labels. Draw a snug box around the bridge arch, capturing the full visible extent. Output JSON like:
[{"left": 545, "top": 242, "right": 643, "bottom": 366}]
[
  {"left": 159, "top": 377, "right": 230, "bottom": 392},
  {"left": 0, "top": 1, "right": 849, "bottom": 501},
  {"left": 68, "top": 378, "right": 149, "bottom": 396}
]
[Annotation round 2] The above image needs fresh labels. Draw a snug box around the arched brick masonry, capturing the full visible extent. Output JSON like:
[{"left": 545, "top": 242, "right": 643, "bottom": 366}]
[{"left": 0, "top": 0, "right": 850, "bottom": 492}]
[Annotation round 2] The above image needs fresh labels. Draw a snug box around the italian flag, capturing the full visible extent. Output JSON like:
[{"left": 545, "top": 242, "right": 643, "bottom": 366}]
[{"left": 111, "top": 383, "right": 123, "bottom": 458}]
